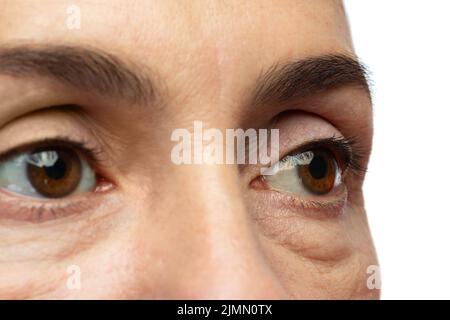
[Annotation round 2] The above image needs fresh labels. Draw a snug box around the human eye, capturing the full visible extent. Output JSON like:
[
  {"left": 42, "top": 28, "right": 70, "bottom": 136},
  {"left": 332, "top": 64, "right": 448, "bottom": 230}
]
[
  {"left": 0, "top": 139, "right": 113, "bottom": 222},
  {"left": 252, "top": 136, "right": 366, "bottom": 213}
]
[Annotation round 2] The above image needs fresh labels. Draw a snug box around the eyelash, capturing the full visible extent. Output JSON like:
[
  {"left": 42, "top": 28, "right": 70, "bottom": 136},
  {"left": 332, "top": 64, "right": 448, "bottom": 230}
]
[{"left": 285, "top": 136, "right": 367, "bottom": 176}]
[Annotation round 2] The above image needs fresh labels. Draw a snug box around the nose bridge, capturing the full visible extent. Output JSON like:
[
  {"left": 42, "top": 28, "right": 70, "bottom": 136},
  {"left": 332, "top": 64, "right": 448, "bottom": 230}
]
[{"left": 156, "top": 165, "right": 286, "bottom": 299}]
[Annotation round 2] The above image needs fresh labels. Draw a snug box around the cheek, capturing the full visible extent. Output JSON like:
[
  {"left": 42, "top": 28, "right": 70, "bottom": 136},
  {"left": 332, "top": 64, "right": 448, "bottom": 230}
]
[
  {"left": 255, "top": 204, "right": 379, "bottom": 299},
  {"left": 260, "top": 236, "right": 379, "bottom": 299}
]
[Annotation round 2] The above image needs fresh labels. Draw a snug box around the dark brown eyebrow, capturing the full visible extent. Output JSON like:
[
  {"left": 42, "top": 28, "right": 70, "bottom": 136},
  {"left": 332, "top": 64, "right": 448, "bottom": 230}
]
[
  {"left": 0, "top": 45, "right": 156, "bottom": 105},
  {"left": 251, "top": 54, "right": 371, "bottom": 107}
]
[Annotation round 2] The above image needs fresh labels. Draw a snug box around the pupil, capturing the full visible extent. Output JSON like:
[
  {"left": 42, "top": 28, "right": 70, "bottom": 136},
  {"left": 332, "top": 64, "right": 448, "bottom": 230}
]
[
  {"left": 44, "top": 156, "right": 67, "bottom": 180},
  {"left": 308, "top": 155, "right": 327, "bottom": 179}
]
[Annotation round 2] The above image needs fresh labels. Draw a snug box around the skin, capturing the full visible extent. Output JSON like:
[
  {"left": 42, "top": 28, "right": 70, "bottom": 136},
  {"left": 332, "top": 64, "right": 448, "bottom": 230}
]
[{"left": 0, "top": 0, "right": 379, "bottom": 299}]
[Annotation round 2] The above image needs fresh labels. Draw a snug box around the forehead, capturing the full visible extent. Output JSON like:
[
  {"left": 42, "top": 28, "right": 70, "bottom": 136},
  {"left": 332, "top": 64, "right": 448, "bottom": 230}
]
[{"left": 0, "top": 0, "right": 353, "bottom": 103}]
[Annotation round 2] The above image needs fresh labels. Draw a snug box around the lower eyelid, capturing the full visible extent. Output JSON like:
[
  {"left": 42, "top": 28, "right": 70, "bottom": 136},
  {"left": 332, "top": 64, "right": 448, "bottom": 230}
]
[
  {"left": 252, "top": 181, "right": 348, "bottom": 220},
  {"left": 0, "top": 185, "right": 111, "bottom": 223}
]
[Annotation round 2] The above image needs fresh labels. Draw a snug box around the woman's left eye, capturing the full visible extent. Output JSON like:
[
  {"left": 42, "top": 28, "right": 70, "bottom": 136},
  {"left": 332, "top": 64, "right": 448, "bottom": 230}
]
[
  {"left": 0, "top": 146, "right": 96, "bottom": 199},
  {"left": 261, "top": 147, "right": 342, "bottom": 196}
]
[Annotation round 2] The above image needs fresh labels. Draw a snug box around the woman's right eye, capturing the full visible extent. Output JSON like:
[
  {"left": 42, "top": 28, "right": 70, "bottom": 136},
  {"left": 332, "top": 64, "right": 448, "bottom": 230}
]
[{"left": 0, "top": 145, "right": 97, "bottom": 199}]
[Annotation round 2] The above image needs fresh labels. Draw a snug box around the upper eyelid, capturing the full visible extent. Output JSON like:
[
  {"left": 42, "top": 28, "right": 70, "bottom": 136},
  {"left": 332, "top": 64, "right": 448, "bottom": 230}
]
[
  {"left": 0, "top": 137, "right": 105, "bottom": 166},
  {"left": 279, "top": 136, "right": 366, "bottom": 173},
  {"left": 283, "top": 137, "right": 351, "bottom": 160}
]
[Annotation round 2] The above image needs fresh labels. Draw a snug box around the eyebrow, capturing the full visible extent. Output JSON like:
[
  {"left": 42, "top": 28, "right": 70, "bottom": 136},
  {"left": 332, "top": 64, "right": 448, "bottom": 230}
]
[
  {"left": 251, "top": 54, "right": 371, "bottom": 107},
  {"left": 0, "top": 45, "right": 156, "bottom": 105}
]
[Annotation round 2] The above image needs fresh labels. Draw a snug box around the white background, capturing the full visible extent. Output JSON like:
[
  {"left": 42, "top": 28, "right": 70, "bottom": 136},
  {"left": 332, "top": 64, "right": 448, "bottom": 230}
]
[{"left": 345, "top": 0, "right": 450, "bottom": 299}]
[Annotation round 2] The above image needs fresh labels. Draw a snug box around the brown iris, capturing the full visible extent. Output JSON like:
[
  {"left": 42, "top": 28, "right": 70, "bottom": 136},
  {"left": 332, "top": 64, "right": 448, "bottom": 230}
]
[
  {"left": 27, "top": 147, "right": 82, "bottom": 198},
  {"left": 298, "top": 148, "right": 337, "bottom": 195}
]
